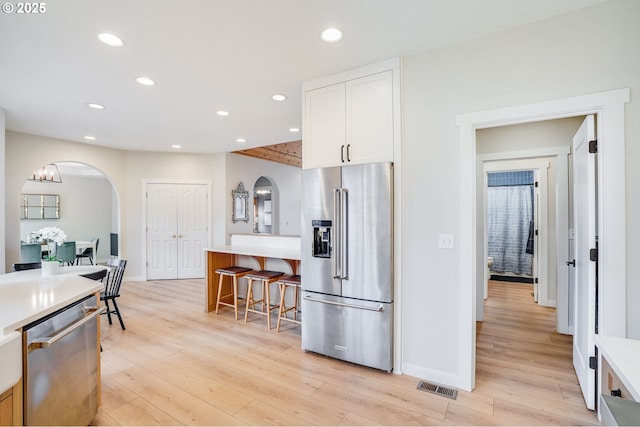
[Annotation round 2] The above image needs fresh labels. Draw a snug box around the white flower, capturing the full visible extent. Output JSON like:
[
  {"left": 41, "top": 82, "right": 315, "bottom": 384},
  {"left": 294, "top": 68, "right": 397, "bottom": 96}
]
[{"left": 29, "top": 227, "right": 67, "bottom": 246}]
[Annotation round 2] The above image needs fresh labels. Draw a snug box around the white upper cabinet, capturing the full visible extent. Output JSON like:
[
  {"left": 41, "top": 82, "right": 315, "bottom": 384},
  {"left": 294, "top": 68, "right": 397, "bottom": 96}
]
[
  {"left": 304, "top": 82, "right": 346, "bottom": 168},
  {"left": 303, "top": 61, "right": 397, "bottom": 169}
]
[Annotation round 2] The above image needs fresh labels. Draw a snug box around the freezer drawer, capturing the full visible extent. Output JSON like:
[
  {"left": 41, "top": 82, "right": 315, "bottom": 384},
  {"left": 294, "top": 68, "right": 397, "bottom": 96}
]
[{"left": 301, "top": 291, "right": 393, "bottom": 372}]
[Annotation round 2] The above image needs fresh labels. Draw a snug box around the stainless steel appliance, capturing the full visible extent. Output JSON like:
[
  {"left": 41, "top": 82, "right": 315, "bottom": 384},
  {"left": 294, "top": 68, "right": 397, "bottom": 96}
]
[
  {"left": 301, "top": 162, "right": 393, "bottom": 372},
  {"left": 24, "top": 295, "right": 104, "bottom": 426}
]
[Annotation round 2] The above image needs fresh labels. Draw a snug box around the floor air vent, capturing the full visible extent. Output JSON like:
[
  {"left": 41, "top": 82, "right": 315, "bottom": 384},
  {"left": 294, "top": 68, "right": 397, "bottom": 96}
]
[{"left": 416, "top": 381, "right": 458, "bottom": 400}]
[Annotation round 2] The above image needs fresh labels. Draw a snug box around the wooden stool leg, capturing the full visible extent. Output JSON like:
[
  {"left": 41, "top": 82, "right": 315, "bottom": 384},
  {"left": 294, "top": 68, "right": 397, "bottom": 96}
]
[
  {"left": 244, "top": 278, "right": 254, "bottom": 323},
  {"left": 215, "top": 272, "right": 224, "bottom": 315},
  {"left": 293, "top": 285, "right": 299, "bottom": 321},
  {"left": 265, "top": 280, "right": 271, "bottom": 330},
  {"left": 232, "top": 275, "right": 239, "bottom": 320},
  {"left": 277, "top": 282, "right": 286, "bottom": 332}
]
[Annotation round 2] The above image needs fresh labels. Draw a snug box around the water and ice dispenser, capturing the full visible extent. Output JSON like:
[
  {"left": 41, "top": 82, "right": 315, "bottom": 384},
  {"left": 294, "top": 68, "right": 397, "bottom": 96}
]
[{"left": 312, "top": 220, "right": 332, "bottom": 258}]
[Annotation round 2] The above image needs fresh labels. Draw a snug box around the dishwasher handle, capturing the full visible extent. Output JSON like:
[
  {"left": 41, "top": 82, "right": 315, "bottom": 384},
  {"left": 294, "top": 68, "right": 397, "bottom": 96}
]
[{"left": 29, "top": 306, "right": 106, "bottom": 351}]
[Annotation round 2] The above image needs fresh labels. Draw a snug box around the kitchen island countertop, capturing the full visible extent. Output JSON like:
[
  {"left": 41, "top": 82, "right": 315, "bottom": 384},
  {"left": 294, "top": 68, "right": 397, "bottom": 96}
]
[{"left": 0, "top": 267, "right": 104, "bottom": 335}]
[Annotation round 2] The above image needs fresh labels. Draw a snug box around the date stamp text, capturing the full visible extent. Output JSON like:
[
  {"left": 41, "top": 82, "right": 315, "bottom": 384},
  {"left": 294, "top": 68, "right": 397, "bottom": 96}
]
[{"left": 2, "top": 2, "right": 47, "bottom": 13}]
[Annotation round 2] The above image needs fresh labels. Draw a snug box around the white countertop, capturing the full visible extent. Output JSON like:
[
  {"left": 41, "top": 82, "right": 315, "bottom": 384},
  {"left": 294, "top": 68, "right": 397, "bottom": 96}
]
[
  {"left": 595, "top": 334, "right": 640, "bottom": 401},
  {"left": 205, "top": 245, "right": 300, "bottom": 261},
  {"left": 0, "top": 266, "right": 105, "bottom": 335}
]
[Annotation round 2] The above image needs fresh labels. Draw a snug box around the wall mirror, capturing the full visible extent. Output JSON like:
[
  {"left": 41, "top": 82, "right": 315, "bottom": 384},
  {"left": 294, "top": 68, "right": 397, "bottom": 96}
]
[
  {"left": 232, "top": 182, "right": 249, "bottom": 223},
  {"left": 20, "top": 193, "right": 60, "bottom": 220},
  {"left": 253, "top": 176, "right": 274, "bottom": 234}
]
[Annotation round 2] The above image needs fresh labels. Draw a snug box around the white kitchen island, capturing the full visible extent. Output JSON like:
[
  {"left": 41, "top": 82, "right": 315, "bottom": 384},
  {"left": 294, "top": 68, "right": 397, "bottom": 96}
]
[{"left": 0, "top": 266, "right": 105, "bottom": 425}]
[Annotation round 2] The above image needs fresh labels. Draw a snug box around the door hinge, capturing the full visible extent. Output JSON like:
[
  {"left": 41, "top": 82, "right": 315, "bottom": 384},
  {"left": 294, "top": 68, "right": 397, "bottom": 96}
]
[
  {"left": 589, "top": 356, "right": 597, "bottom": 370},
  {"left": 589, "top": 139, "right": 598, "bottom": 154},
  {"left": 534, "top": 277, "right": 539, "bottom": 284},
  {"left": 590, "top": 248, "right": 598, "bottom": 262},
  {"left": 535, "top": 229, "right": 538, "bottom": 236}
]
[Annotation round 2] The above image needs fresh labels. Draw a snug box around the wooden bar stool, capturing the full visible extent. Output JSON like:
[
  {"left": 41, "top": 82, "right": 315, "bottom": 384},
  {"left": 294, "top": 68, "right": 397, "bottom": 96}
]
[
  {"left": 276, "top": 274, "right": 301, "bottom": 332},
  {"left": 215, "top": 266, "right": 253, "bottom": 320},
  {"left": 244, "top": 270, "right": 285, "bottom": 329}
]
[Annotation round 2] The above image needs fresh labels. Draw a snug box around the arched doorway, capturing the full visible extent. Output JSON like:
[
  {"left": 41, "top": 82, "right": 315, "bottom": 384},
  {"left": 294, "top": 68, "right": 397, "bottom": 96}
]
[{"left": 19, "top": 161, "right": 118, "bottom": 265}]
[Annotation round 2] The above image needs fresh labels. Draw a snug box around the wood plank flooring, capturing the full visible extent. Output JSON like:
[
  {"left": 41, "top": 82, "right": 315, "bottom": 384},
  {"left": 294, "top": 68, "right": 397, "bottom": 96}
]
[{"left": 92, "top": 279, "right": 598, "bottom": 426}]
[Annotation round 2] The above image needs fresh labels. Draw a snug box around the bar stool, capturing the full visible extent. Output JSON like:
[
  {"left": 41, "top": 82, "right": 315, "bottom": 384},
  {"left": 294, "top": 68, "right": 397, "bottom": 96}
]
[
  {"left": 215, "top": 266, "right": 253, "bottom": 320},
  {"left": 276, "top": 274, "right": 301, "bottom": 332},
  {"left": 244, "top": 270, "right": 285, "bottom": 329}
]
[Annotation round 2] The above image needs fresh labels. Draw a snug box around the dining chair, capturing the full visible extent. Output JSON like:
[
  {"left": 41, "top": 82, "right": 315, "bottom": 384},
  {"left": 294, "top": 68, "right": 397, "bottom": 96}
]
[
  {"left": 76, "top": 238, "right": 99, "bottom": 265},
  {"left": 12, "top": 262, "right": 42, "bottom": 271},
  {"left": 80, "top": 267, "right": 108, "bottom": 281},
  {"left": 101, "top": 259, "right": 127, "bottom": 330},
  {"left": 55, "top": 241, "right": 76, "bottom": 266},
  {"left": 20, "top": 243, "right": 42, "bottom": 263}
]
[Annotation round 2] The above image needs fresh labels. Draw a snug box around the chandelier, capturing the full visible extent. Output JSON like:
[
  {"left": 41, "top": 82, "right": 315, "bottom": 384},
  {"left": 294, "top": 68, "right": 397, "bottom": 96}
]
[{"left": 29, "top": 164, "right": 62, "bottom": 183}]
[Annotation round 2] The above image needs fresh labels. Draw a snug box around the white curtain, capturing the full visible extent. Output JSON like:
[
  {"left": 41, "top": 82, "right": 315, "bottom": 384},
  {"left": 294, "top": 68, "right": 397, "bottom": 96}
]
[{"left": 487, "top": 185, "right": 533, "bottom": 275}]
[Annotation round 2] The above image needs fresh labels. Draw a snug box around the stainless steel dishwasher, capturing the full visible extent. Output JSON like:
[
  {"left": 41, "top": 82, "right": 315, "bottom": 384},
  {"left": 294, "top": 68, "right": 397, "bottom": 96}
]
[{"left": 24, "top": 294, "right": 105, "bottom": 426}]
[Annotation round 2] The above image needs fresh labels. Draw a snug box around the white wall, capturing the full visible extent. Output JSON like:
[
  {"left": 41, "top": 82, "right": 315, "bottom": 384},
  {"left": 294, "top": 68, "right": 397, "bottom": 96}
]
[
  {"left": 4, "top": 131, "right": 127, "bottom": 272},
  {"left": 401, "top": 0, "right": 640, "bottom": 388},
  {"left": 20, "top": 174, "right": 113, "bottom": 263},
  {"left": 0, "top": 110, "right": 5, "bottom": 273},
  {"left": 225, "top": 153, "right": 301, "bottom": 240}
]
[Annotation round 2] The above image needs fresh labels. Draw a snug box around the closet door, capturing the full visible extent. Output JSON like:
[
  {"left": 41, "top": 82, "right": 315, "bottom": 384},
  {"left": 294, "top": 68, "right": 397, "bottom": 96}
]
[
  {"left": 147, "top": 184, "right": 178, "bottom": 280},
  {"left": 147, "top": 183, "right": 208, "bottom": 280},
  {"left": 176, "top": 185, "right": 208, "bottom": 279}
]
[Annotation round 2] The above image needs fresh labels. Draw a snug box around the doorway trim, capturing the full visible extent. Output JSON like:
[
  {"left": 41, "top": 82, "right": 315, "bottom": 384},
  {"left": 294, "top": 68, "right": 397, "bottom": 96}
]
[{"left": 456, "top": 88, "right": 629, "bottom": 391}]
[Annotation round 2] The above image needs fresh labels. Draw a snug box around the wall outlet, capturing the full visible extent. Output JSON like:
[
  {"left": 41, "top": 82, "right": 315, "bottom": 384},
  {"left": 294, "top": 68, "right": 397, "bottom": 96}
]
[{"left": 439, "top": 233, "right": 455, "bottom": 249}]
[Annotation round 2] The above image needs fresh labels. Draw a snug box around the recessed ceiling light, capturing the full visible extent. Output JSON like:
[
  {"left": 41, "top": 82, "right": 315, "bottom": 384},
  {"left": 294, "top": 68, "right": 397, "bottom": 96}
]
[
  {"left": 321, "top": 28, "right": 343, "bottom": 43},
  {"left": 171, "top": 144, "right": 182, "bottom": 149},
  {"left": 216, "top": 110, "right": 229, "bottom": 116},
  {"left": 236, "top": 138, "right": 246, "bottom": 143},
  {"left": 97, "top": 33, "right": 124, "bottom": 47},
  {"left": 272, "top": 94, "right": 287, "bottom": 101},
  {"left": 87, "top": 103, "right": 105, "bottom": 110},
  {"left": 289, "top": 127, "right": 300, "bottom": 133},
  {"left": 136, "top": 76, "right": 155, "bottom": 86},
  {"left": 84, "top": 135, "right": 96, "bottom": 141}
]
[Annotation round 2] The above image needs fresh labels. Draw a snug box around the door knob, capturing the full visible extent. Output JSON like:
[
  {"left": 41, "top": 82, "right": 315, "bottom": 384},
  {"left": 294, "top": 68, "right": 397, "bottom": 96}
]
[
  {"left": 566, "top": 259, "right": 576, "bottom": 267},
  {"left": 172, "top": 234, "right": 177, "bottom": 238}
]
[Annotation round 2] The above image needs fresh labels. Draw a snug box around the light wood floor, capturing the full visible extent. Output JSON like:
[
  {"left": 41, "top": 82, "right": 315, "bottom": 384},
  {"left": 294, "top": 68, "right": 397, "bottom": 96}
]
[{"left": 92, "top": 279, "right": 598, "bottom": 426}]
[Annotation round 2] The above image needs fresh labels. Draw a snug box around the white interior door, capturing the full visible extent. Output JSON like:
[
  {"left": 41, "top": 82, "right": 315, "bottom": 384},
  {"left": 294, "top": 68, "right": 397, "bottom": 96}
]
[
  {"left": 147, "top": 183, "right": 208, "bottom": 280},
  {"left": 572, "top": 115, "right": 597, "bottom": 410},
  {"left": 177, "top": 185, "right": 208, "bottom": 279},
  {"left": 147, "top": 184, "right": 178, "bottom": 280}
]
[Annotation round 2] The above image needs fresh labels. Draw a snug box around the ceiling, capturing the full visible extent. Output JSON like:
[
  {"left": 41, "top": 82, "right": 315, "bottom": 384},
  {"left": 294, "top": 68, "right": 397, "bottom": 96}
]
[{"left": 0, "top": 0, "right": 605, "bottom": 156}]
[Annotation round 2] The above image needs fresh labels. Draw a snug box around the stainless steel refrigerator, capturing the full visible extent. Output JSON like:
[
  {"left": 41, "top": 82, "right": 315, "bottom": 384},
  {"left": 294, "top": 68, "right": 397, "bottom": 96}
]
[{"left": 301, "top": 162, "right": 393, "bottom": 372}]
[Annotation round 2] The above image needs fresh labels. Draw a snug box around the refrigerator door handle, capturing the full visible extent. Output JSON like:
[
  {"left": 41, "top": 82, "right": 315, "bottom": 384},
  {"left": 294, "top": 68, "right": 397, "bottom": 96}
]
[
  {"left": 341, "top": 188, "right": 348, "bottom": 279},
  {"left": 333, "top": 188, "right": 341, "bottom": 279},
  {"left": 303, "top": 295, "right": 384, "bottom": 312}
]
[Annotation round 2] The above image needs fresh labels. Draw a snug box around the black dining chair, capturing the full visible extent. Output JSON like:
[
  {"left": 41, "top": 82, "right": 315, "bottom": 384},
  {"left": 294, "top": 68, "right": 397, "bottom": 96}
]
[
  {"left": 101, "top": 259, "right": 127, "bottom": 330},
  {"left": 12, "top": 262, "right": 42, "bottom": 271},
  {"left": 80, "top": 267, "right": 108, "bottom": 281},
  {"left": 76, "top": 238, "right": 99, "bottom": 265}
]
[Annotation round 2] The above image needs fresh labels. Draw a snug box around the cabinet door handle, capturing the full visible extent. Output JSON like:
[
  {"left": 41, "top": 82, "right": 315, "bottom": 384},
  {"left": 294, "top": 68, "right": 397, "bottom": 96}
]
[
  {"left": 346, "top": 144, "right": 351, "bottom": 162},
  {"left": 341, "top": 144, "right": 345, "bottom": 163}
]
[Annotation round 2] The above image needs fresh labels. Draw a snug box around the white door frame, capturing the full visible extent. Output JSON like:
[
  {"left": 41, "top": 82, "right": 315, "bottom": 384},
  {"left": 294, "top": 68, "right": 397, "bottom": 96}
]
[
  {"left": 456, "top": 88, "right": 628, "bottom": 391},
  {"left": 141, "top": 179, "right": 212, "bottom": 282}
]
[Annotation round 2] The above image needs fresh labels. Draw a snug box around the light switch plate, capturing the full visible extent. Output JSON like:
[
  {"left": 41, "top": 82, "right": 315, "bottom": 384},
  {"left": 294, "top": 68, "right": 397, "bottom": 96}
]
[{"left": 439, "top": 233, "right": 455, "bottom": 249}]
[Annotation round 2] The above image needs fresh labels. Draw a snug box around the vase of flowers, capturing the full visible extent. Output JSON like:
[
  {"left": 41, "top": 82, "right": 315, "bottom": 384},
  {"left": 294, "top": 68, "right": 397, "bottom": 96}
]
[{"left": 28, "top": 227, "right": 67, "bottom": 276}]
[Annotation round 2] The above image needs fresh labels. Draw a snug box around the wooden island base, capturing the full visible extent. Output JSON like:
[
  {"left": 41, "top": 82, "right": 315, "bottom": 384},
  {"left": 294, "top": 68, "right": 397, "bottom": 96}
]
[{"left": 204, "top": 247, "right": 300, "bottom": 313}]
